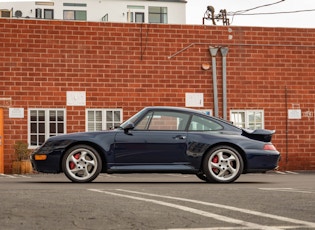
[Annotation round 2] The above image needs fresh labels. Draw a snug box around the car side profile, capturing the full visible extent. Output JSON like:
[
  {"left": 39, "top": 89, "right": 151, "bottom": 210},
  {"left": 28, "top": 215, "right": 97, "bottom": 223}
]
[{"left": 30, "top": 106, "right": 280, "bottom": 183}]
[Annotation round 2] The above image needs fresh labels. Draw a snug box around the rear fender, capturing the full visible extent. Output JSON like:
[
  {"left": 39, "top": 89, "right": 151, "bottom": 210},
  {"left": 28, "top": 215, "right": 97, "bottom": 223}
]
[{"left": 200, "top": 142, "right": 247, "bottom": 173}]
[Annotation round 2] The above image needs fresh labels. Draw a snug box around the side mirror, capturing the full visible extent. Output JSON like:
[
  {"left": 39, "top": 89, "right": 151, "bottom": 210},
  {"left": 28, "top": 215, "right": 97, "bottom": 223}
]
[{"left": 124, "top": 123, "right": 135, "bottom": 134}]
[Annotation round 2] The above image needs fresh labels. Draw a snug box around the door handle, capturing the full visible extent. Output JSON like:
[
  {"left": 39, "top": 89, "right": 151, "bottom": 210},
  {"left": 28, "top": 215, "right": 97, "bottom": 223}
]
[{"left": 173, "top": 135, "right": 186, "bottom": 140}]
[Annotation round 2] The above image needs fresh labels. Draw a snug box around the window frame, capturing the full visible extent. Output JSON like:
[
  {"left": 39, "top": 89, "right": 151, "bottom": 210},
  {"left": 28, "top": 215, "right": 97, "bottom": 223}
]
[
  {"left": 86, "top": 109, "right": 123, "bottom": 131},
  {"left": 127, "top": 5, "right": 145, "bottom": 23},
  {"left": 230, "top": 110, "right": 264, "bottom": 129},
  {"left": 148, "top": 6, "right": 168, "bottom": 24},
  {"left": 134, "top": 111, "right": 190, "bottom": 131},
  {"left": 189, "top": 115, "right": 223, "bottom": 131},
  {"left": 44, "top": 9, "right": 54, "bottom": 19},
  {"left": 28, "top": 108, "right": 66, "bottom": 148},
  {"left": 63, "top": 10, "right": 87, "bottom": 20}
]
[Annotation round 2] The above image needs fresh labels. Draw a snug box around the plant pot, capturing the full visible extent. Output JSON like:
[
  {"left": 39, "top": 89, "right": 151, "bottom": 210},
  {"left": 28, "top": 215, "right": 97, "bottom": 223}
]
[{"left": 12, "top": 160, "right": 33, "bottom": 174}]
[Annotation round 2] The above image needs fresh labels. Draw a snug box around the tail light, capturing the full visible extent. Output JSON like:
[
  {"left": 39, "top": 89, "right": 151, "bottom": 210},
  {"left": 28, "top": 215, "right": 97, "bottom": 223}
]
[{"left": 263, "top": 144, "right": 276, "bottom": 151}]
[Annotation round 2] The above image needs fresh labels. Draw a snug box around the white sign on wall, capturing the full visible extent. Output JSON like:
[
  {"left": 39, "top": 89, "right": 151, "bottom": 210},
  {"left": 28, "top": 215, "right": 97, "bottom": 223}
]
[
  {"left": 9, "top": 108, "right": 24, "bottom": 118},
  {"left": 185, "top": 93, "right": 204, "bottom": 107},
  {"left": 67, "top": 91, "right": 86, "bottom": 106},
  {"left": 288, "top": 109, "right": 301, "bottom": 119}
]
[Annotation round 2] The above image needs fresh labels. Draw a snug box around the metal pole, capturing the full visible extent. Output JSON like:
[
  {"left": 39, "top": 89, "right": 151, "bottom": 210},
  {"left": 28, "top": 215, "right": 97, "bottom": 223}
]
[
  {"left": 220, "top": 47, "right": 229, "bottom": 120},
  {"left": 209, "top": 47, "right": 219, "bottom": 117}
]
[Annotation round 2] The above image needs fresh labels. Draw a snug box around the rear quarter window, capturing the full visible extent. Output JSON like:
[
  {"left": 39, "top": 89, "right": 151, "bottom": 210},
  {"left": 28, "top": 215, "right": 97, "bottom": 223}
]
[{"left": 189, "top": 115, "right": 223, "bottom": 131}]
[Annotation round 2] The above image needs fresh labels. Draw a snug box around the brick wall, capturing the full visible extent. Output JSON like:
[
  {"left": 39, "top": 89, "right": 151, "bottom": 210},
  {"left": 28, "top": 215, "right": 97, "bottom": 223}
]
[{"left": 1, "top": 19, "right": 315, "bottom": 172}]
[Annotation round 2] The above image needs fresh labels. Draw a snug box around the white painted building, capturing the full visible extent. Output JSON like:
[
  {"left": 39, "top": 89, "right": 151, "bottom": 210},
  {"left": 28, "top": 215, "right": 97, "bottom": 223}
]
[{"left": 0, "top": 0, "right": 187, "bottom": 24}]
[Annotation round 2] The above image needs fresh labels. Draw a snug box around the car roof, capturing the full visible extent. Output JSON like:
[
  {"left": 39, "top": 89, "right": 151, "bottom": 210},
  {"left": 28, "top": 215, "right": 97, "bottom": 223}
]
[{"left": 143, "top": 106, "right": 205, "bottom": 115}]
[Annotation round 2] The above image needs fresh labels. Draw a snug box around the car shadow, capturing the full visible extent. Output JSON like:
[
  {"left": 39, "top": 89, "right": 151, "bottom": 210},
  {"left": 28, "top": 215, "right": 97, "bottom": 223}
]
[{"left": 21, "top": 180, "right": 272, "bottom": 184}]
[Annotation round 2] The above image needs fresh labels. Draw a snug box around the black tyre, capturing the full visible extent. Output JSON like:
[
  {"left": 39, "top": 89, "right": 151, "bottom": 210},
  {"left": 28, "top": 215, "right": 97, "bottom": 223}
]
[
  {"left": 203, "top": 146, "right": 243, "bottom": 183},
  {"left": 62, "top": 145, "right": 102, "bottom": 183},
  {"left": 196, "top": 172, "right": 210, "bottom": 182}
]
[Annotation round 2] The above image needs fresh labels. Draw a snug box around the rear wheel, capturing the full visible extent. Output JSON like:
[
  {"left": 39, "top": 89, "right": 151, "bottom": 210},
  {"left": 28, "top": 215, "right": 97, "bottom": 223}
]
[
  {"left": 62, "top": 145, "right": 102, "bottom": 183},
  {"left": 203, "top": 146, "right": 243, "bottom": 183}
]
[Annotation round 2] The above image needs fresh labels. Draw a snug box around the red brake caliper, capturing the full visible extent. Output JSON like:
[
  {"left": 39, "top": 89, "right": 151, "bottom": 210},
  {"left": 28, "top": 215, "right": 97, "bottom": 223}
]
[
  {"left": 212, "top": 155, "right": 219, "bottom": 174},
  {"left": 69, "top": 153, "right": 80, "bottom": 169}
]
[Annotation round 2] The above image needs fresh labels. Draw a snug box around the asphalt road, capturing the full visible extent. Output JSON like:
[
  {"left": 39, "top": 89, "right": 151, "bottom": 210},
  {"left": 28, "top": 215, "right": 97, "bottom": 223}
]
[{"left": 0, "top": 171, "right": 314, "bottom": 230}]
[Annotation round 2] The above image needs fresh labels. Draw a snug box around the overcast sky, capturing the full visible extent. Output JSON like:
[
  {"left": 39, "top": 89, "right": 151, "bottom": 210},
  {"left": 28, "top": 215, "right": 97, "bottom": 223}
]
[{"left": 186, "top": 0, "right": 315, "bottom": 28}]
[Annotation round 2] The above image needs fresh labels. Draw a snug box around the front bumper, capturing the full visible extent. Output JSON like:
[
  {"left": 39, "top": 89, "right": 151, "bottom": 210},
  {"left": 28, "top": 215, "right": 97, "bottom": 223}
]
[{"left": 30, "top": 153, "right": 62, "bottom": 173}]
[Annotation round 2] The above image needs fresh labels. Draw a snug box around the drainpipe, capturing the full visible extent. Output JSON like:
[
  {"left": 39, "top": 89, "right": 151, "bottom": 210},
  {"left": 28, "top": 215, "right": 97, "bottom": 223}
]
[
  {"left": 209, "top": 47, "right": 219, "bottom": 117},
  {"left": 220, "top": 47, "right": 229, "bottom": 120}
]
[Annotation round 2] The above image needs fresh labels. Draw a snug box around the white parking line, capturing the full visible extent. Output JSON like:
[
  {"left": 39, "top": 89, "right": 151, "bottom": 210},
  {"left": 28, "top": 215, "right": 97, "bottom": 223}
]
[
  {"left": 89, "top": 188, "right": 281, "bottom": 230},
  {"left": 259, "top": 188, "right": 314, "bottom": 194},
  {"left": 89, "top": 189, "right": 315, "bottom": 229},
  {"left": 165, "top": 226, "right": 306, "bottom": 230},
  {"left": 0, "top": 173, "right": 32, "bottom": 178},
  {"left": 116, "top": 189, "right": 315, "bottom": 228},
  {"left": 0, "top": 173, "right": 18, "bottom": 178},
  {"left": 285, "top": 171, "right": 299, "bottom": 174}
]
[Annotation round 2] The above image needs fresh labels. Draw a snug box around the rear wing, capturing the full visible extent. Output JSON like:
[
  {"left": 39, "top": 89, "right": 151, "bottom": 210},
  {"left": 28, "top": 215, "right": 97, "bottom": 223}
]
[{"left": 242, "top": 129, "right": 275, "bottom": 142}]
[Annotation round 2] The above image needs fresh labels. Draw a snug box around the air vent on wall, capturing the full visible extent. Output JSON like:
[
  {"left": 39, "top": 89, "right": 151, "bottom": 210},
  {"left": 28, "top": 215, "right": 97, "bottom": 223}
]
[
  {"left": 15, "top": 10, "right": 22, "bottom": 18},
  {"left": 0, "top": 9, "right": 12, "bottom": 18}
]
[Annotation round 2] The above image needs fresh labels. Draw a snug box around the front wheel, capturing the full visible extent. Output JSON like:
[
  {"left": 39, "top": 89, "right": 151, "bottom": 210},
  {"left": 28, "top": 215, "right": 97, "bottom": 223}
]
[
  {"left": 62, "top": 145, "right": 102, "bottom": 183},
  {"left": 203, "top": 146, "right": 243, "bottom": 183}
]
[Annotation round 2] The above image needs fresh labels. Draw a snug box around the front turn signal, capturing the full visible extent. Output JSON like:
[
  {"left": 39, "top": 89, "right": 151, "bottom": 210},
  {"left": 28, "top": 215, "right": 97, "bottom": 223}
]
[{"left": 34, "top": 154, "right": 47, "bottom": 160}]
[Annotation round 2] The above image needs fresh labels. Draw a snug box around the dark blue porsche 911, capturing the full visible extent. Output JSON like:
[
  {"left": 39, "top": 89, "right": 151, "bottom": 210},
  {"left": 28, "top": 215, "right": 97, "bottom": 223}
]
[{"left": 30, "top": 106, "right": 280, "bottom": 183}]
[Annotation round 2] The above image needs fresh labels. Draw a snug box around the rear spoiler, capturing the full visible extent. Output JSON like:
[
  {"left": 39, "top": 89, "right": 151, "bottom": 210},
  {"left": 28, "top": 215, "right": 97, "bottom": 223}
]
[{"left": 242, "top": 129, "right": 275, "bottom": 142}]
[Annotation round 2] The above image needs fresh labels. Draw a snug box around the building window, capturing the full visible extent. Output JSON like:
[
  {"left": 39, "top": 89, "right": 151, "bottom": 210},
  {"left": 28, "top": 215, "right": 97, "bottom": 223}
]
[
  {"left": 63, "top": 10, "right": 87, "bottom": 20},
  {"left": 127, "top": 11, "right": 134, "bottom": 22},
  {"left": 29, "top": 109, "right": 66, "bottom": 147},
  {"left": 127, "top": 5, "right": 145, "bottom": 23},
  {"left": 86, "top": 109, "right": 123, "bottom": 131},
  {"left": 149, "top": 6, "right": 167, "bottom": 23},
  {"left": 230, "top": 110, "right": 264, "bottom": 129},
  {"left": 135, "top": 12, "right": 144, "bottom": 23},
  {"left": 44, "top": 9, "right": 54, "bottom": 19},
  {"left": 127, "top": 12, "right": 144, "bottom": 23}
]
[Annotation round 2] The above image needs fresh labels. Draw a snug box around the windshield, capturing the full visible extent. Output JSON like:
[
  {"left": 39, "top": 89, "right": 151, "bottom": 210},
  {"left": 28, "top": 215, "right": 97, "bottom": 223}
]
[{"left": 119, "top": 108, "right": 146, "bottom": 129}]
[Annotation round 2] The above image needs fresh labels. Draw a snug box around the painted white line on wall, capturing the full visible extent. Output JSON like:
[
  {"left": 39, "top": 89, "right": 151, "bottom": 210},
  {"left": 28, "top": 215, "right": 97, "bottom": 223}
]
[
  {"left": 89, "top": 189, "right": 282, "bottom": 230},
  {"left": 116, "top": 189, "right": 315, "bottom": 228}
]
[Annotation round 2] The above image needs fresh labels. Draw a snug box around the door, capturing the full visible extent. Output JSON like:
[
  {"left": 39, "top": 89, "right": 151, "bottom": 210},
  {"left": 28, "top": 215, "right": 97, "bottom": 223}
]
[
  {"left": 113, "top": 110, "right": 190, "bottom": 169},
  {"left": 114, "top": 130, "right": 187, "bottom": 165}
]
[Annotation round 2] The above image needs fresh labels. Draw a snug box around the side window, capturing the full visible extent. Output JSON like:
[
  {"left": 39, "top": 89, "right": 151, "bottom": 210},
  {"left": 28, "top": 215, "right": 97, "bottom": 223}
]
[
  {"left": 189, "top": 115, "right": 222, "bottom": 131},
  {"left": 135, "top": 111, "right": 189, "bottom": 131},
  {"left": 135, "top": 112, "right": 153, "bottom": 130}
]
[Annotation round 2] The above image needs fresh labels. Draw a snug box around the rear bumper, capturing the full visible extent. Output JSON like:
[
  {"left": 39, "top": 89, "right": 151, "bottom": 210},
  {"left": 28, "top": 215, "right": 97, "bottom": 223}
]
[{"left": 246, "top": 150, "right": 280, "bottom": 172}]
